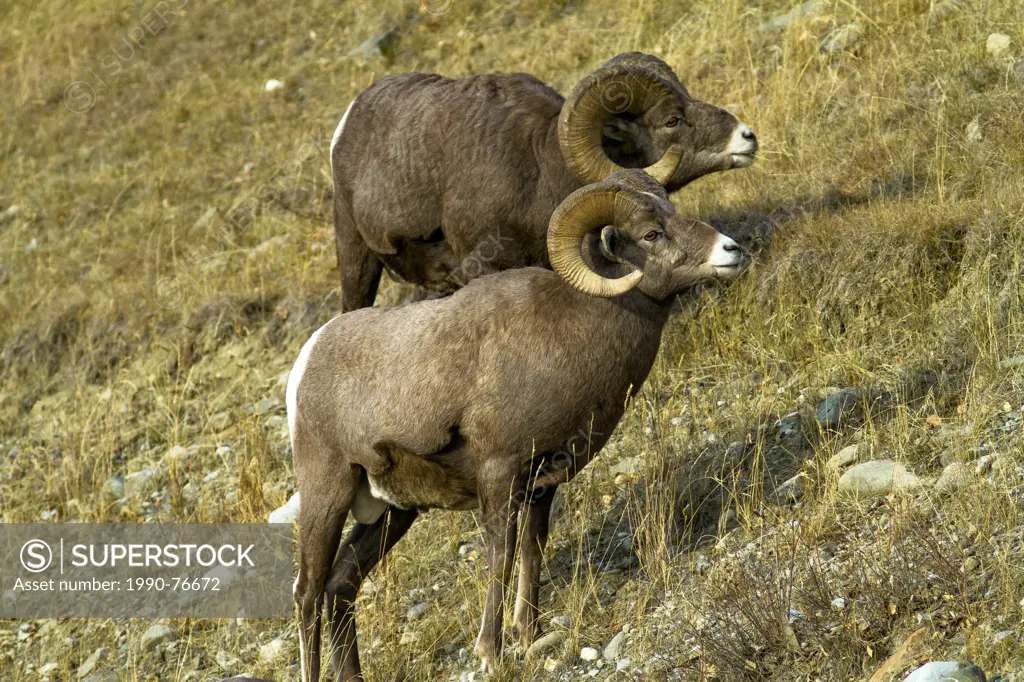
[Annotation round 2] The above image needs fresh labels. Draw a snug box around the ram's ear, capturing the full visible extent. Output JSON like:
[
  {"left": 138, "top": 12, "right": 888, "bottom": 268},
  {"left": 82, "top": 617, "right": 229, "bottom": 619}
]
[
  {"left": 602, "top": 116, "right": 640, "bottom": 142},
  {"left": 599, "top": 225, "right": 628, "bottom": 263}
]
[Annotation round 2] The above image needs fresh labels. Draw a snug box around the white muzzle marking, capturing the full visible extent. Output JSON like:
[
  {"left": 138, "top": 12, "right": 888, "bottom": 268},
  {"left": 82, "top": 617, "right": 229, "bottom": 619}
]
[
  {"left": 725, "top": 123, "right": 758, "bottom": 166},
  {"left": 708, "top": 234, "right": 744, "bottom": 269}
]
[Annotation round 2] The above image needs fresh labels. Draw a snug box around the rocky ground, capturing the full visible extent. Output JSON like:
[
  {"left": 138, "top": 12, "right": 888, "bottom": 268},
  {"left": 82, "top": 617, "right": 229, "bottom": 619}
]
[{"left": 2, "top": 0, "right": 1023, "bottom": 680}]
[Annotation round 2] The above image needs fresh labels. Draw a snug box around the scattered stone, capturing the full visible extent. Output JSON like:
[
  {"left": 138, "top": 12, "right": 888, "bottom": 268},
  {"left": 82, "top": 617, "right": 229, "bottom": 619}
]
[
  {"left": 829, "top": 444, "right": 861, "bottom": 471},
  {"left": 603, "top": 631, "right": 625, "bottom": 660},
  {"left": 838, "top": 460, "right": 921, "bottom": 499},
  {"left": 831, "top": 596, "right": 847, "bottom": 610},
  {"left": 936, "top": 462, "right": 973, "bottom": 492},
  {"left": 264, "top": 415, "right": 288, "bottom": 430},
  {"left": 817, "top": 387, "right": 867, "bottom": 428},
  {"left": 264, "top": 79, "right": 285, "bottom": 92},
  {"left": 526, "top": 630, "right": 566, "bottom": 658},
  {"left": 550, "top": 615, "right": 572, "bottom": 629},
  {"left": 354, "top": 28, "right": 399, "bottom": 63},
  {"left": 406, "top": 602, "right": 429, "bottom": 621},
  {"left": 975, "top": 454, "right": 999, "bottom": 475},
  {"left": 258, "top": 637, "right": 287, "bottom": 664},
  {"left": 0, "top": 204, "right": 20, "bottom": 224},
  {"left": 103, "top": 476, "right": 125, "bottom": 499},
  {"left": 610, "top": 456, "right": 643, "bottom": 476},
  {"left": 580, "top": 647, "right": 600, "bottom": 661},
  {"left": 209, "top": 411, "right": 234, "bottom": 432},
  {"left": 987, "top": 33, "right": 1011, "bottom": 59},
  {"left": 966, "top": 116, "right": 983, "bottom": 143},
  {"left": 268, "top": 492, "right": 300, "bottom": 524},
  {"left": 821, "top": 23, "right": 862, "bottom": 53},
  {"left": 964, "top": 556, "right": 980, "bottom": 572},
  {"left": 616, "top": 658, "right": 631, "bottom": 672},
  {"left": 777, "top": 411, "right": 803, "bottom": 440},
  {"left": 760, "top": 0, "right": 825, "bottom": 31},
  {"left": 399, "top": 631, "right": 421, "bottom": 646},
  {"left": 124, "top": 466, "right": 162, "bottom": 497},
  {"left": 773, "top": 474, "right": 805, "bottom": 502},
  {"left": 992, "top": 630, "right": 1016, "bottom": 644},
  {"left": 141, "top": 623, "right": 174, "bottom": 650},
  {"left": 77, "top": 647, "right": 110, "bottom": 679},
  {"left": 164, "top": 445, "right": 189, "bottom": 466},
  {"left": 928, "top": 0, "right": 967, "bottom": 23},
  {"left": 902, "top": 662, "right": 966, "bottom": 682},
  {"left": 80, "top": 673, "right": 118, "bottom": 682}
]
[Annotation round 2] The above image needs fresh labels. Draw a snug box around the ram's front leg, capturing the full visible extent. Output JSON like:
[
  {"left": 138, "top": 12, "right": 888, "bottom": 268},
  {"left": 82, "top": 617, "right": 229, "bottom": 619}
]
[
  {"left": 513, "top": 484, "right": 556, "bottom": 647},
  {"left": 474, "top": 462, "right": 524, "bottom": 673}
]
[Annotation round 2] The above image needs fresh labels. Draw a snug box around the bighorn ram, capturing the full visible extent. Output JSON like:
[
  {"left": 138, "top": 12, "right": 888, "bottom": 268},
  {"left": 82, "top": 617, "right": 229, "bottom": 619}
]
[
  {"left": 288, "top": 170, "right": 746, "bottom": 681},
  {"left": 330, "top": 52, "right": 757, "bottom": 311}
]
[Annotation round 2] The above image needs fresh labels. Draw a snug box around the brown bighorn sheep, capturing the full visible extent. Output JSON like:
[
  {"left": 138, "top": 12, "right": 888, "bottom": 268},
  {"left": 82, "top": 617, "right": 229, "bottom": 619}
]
[
  {"left": 288, "top": 170, "right": 746, "bottom": 681},
  {"left": 330, "top": 52, "right": 757, "bottom": 311}
]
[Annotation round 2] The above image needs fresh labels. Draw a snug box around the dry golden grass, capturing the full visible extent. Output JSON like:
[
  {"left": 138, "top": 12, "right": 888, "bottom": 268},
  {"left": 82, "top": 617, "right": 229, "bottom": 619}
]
[{"left": 1, "top": 0, "right": 1023, "bottom": 680}]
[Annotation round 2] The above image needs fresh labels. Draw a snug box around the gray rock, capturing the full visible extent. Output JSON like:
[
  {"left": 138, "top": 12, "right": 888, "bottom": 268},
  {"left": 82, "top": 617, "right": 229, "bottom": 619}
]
[
  {"left": 103, "top": 477, "right": 125, "bottom": 499},
  {"left": 987, "top": 33, "right": 1011, "bottom": 58},
  {"left": 935, "top": 462, "right": 973, "bottom": 492},
  {"left": 617, "top": 658, "right": 631, "bottom": 672},
  {"left": 603, "top": 631, "right": 626, "bottom": 660},
  {"left": 163, "top": 445, "right": 189, "bottom": 466},
  {"left": 141, "top": 623, "right": 174, "bottom": 650},
  {"left": 829, "top": 444, "right": 861, "bottom": 470},
  {"left": 124, "top": 466, "right": 162, "bottom": 497},
  {"left": 610, "top": 456, "right": 643, "bottom": 476},
  {"left": 777, "top": 411, "right": 803, "bottom": 440},
  {"left": 975, "top": 454, "right": 999, "bottom": 475},
  {"left": 268, "top": 492, "right": 300, "bottom": 524},
  {"left": 901, "top": 661, "right": 962, "bottom": 681},
  {"left": 354, "top": 28, "right": 399, "bottom": 63},
  {"left": 526, "top": 630, "right": 566, "bottom": 658},
  {"left": 209, "top": 411, "right": 234, "bottom": 432},
  {"left": 966, "top": 116, "right": 983, "bottom": 143},
  {"left": 77, "top": 647, "right": 110, "bottom": 679},
  {"left": 264, "top": 415, "right": 288, "bottom": 430},
  {"left": 760, "top": 0, "right": 825, "bottom": 31},
  {"left": 406, "top": 602, "right": 429, "bottom": 620},
  {"left": 838, "top": 460, "right": 921, "bottom": 499},
  {"left": 821, "top": 23, "right": 862, "bottom": 53},
  {"left": 773, "top": 474, "right": 805, "bottom": 502},
  {"left": 258, "top": 637, "right": 287, "bottom": 664},
  {"left": 550, "top": 615, "right": 572, "bottom": 629},
  {"left": 80, "top": 673, "right": 118, "bottom": 682},
  {"left": 816, "top": 387, "right": 867, "bottom": 428},
  {"left": 992, "top": 629, "right": 1016, "bottom": 644},
  {"left": 580, "top": 646, "right": 600, "bottom": 661}
]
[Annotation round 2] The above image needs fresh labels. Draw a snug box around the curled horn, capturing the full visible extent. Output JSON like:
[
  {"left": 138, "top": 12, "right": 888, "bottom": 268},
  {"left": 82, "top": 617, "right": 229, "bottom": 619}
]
[
  {"left": 547, "top": 181, "right": 649, "bottom": 297},
  {"left": 559, "top": 58, "right": 685, "bottom": 186}
]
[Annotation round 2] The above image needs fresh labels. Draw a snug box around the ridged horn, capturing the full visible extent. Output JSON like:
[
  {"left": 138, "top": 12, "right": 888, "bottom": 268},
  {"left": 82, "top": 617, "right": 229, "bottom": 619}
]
[
  {"left": 559, "top": 63, "right": 684, "bottom": 186},
  {"left": 547, "top": 183, "right": 645, "bottom": 297}
]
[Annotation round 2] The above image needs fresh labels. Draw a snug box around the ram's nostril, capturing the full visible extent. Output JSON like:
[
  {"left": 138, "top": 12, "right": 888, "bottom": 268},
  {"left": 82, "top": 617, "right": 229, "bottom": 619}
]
[
  {"left": 741, "top": 129, "right": 757, "bottom": 141},
  {"left": 723, "top": 242, "right": 741, "bottom": 252}
]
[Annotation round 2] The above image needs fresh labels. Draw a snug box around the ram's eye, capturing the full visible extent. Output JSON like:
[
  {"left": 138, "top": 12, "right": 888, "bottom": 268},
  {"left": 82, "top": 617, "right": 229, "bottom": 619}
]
[
  {"left": 643, "top": 230, "right": 659, "bottom": 242},
  {"left": 665, "top": 117, "right": 680, "bottom": 128}
]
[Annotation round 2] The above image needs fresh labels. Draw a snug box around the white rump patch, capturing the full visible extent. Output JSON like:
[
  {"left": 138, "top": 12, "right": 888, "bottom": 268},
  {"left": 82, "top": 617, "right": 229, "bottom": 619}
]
[
  {"left": 329, "top": 99, "right": 357, "bottom": 177},
  {"left": 286, "top": 322, "right": 329, "bottom": 451}
]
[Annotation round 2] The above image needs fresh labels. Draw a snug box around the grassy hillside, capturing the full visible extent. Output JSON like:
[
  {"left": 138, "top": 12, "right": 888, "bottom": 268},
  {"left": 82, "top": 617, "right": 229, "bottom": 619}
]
[{"left": 1, "top": 0, "right": 1023, "bottom": 680}]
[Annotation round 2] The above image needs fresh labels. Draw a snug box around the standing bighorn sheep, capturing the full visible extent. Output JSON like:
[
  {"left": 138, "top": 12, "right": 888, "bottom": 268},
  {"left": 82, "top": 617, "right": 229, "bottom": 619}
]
[
  {"left": 330, "top": 52, "right": 757, "bottom": 311},
  {"left": 288, "top": 170, "right": 746, "bottom": 681}
]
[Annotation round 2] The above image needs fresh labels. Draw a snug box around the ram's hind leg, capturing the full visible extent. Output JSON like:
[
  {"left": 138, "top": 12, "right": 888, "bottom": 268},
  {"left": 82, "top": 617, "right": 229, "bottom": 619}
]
[
  {"left": 325, "top": 507, "right": 419, "bottom": 682},
  {"left": 295, "top": 448, "right": 357, "bottom": 682},
  {"left": 513, "top": 484, "right": 557, "bottom": 647}
]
